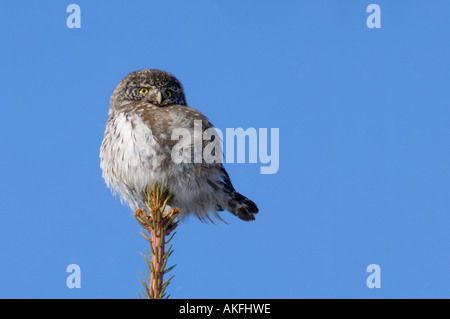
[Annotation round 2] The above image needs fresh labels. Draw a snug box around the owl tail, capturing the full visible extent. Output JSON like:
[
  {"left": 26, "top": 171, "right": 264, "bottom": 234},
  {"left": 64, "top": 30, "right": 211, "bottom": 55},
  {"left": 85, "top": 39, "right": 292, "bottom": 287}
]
[{"left": 227, "top": 192, "right": 259, "bottom": 221}]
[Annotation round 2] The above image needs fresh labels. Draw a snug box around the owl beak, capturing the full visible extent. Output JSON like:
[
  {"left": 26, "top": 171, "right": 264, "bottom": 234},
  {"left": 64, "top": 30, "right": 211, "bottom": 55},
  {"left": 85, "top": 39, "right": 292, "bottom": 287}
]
[
  {"left": 149, "top": 89, "right": 162, "bottom": 104},
  {"left": 155, "top": 90, "right": 162, "bottom": 104}
]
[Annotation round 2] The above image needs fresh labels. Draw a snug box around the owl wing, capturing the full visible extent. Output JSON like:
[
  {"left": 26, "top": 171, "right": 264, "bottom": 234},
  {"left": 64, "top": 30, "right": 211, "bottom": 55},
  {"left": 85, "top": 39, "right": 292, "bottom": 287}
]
[{"left": 154, "top": 104, "right": 220, "bottom": 155}]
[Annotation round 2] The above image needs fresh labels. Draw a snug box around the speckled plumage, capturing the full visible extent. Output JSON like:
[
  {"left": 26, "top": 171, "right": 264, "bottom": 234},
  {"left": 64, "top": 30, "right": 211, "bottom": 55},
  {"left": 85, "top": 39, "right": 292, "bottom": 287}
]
[{"left": 100, "top": 69, "right": 258, "bottom": 222}]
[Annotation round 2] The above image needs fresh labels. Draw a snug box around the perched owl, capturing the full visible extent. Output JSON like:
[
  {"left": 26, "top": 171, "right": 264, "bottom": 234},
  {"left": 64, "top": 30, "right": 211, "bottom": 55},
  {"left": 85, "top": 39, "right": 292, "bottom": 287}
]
[{"left": 100, "top": 69, "right": 258, "bottom": 222}]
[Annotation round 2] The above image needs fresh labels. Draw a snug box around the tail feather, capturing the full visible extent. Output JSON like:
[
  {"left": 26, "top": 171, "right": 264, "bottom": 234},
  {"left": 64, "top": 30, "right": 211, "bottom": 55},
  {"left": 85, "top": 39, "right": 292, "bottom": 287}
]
[
  {"left": 228, "top": 192, "right": 259, "bottom": 221},
  {"left": 218, "top": 165, "right": 258, "bottom": 221}
]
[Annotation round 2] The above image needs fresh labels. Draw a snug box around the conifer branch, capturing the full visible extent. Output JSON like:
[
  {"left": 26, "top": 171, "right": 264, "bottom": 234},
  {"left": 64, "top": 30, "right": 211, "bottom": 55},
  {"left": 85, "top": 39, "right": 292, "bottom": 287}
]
[{"left": 134, "top": 184, "right": 180, "bottom": 299}]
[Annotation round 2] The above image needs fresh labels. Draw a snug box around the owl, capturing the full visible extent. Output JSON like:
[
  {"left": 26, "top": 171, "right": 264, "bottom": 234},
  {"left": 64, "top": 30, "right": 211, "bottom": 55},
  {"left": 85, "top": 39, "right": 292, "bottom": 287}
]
[{"left": 100, "top": 69, "right": 258, "bottom": 222}]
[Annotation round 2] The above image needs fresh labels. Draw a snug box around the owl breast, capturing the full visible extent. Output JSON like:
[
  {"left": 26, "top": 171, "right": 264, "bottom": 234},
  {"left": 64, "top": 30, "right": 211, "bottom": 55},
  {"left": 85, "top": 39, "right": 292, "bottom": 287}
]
[
  {"left": 100, "top": 109, "right": 167, "bottom": 210},
  {"left": 100, "top": 104, "right": 234, "bottom": 221}
]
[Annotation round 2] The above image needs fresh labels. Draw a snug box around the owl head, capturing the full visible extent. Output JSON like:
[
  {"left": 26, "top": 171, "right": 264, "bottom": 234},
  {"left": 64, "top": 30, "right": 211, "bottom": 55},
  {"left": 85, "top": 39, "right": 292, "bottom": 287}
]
[{"left": 110, "top": 69, "right": 187, "bottom": 112}]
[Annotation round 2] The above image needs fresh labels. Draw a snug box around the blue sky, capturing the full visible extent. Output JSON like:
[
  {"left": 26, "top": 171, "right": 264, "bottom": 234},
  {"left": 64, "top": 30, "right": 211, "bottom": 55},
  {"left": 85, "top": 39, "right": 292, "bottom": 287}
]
[{"left": 0, "top": 0, "right": 449, "bottom": 298}]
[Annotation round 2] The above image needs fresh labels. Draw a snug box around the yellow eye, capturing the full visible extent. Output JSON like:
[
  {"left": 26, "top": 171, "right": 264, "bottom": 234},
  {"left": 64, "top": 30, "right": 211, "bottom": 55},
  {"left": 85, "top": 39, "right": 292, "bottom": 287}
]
[
  {"left": 166, "top": 89, "right": 172, "bottom": 98},
  {"left": 139, "top": 88, "right": 149, "bottom": 94}
]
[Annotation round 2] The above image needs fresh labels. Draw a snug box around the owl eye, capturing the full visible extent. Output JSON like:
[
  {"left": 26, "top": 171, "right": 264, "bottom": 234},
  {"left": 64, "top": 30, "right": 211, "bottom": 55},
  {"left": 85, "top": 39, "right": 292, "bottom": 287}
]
[
  {"left": 139, "top": 88, "right": 149, "bottom": 94},
  {"left": 166, "top": 89, "right": 172, "bottom": 98}
]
